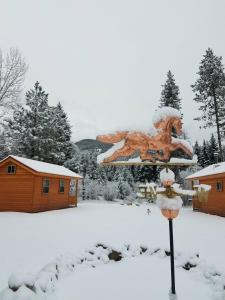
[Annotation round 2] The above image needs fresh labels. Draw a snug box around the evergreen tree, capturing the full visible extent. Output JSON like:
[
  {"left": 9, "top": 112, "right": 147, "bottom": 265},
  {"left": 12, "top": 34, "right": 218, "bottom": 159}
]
[
  {"left": 159, "top": 70, "right": 181, "bottom": 111},
  {"left": 64, "top": 144, "right": 81, "bottom": 173},
  {"left": 201, "top": 140, "right": 210, "bottom": 167},
  {"left": 6, "top": 82, "right": 51, "bottom": 160},
  {"left": 193, "top": 141, "right": 201, "bottom": 165},
  {"left": 208, "top": 134, "right": 219, "bottom": 164},
  {"left": 192, "top": 48, "right": 225, "bottom": 161},
  {"left": 48, "top": 102, "right": 73, "bottom": 164},
  {"left": 6, "top": 82, "right": 72, "bottom": 164},
  {"left": 113, "top": 167, "right": 134, "bottom": 186}
]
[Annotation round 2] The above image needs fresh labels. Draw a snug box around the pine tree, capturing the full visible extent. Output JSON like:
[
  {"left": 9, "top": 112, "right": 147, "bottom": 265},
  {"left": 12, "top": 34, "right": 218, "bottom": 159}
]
[
  {"left": 48, "top": 102, "right": 72, "bottom": 164},
  {"left": 6, "top": 82, "right": 72, "bottom": 164},
  {"left": 113, "top": 167, "right": 134, "bottom": 186},
  {"left": 6, "top": 82, "right": 51, "bottom": 160},
  {"left": 208, "top": 134, "right": 219, "bottom": 164},
  {"left": 159, "top": 70, "right": 182, "bottom": 111},
  {"left": 192, "top": 48, "right": 225, "bottom": 161},
  {"left": 193, "top": 141, "right": 201, "bottom": 165},
  {"left": 201, "top": 140, "right": 210, "bottom": 167}
]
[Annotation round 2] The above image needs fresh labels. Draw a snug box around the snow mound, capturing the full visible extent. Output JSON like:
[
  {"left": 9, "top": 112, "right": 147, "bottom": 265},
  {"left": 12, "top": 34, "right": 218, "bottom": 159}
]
[{"left": 1, "top": 243, "right": 225, "bottom": 300}]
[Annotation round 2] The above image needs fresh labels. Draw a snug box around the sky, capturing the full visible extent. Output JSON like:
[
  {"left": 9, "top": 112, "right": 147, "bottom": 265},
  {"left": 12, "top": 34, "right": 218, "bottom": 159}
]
[{"left": 1, "top": 0, "right": 225, "bottom": 143}]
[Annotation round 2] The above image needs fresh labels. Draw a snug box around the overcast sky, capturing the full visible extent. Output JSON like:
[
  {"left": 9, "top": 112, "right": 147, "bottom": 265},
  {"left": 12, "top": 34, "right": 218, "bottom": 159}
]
[{"left": 1, "top": 0, "right": 225, "bottom": 142}]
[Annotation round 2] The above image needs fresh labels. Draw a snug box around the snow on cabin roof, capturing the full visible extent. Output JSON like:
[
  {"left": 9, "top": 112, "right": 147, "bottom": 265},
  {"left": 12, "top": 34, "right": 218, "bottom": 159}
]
[
  {"left": 186, "top": 162, "right": 225, "bottom": 179},
  {"left": 2, "top": 155, "right": 82, "bottom": 178}
]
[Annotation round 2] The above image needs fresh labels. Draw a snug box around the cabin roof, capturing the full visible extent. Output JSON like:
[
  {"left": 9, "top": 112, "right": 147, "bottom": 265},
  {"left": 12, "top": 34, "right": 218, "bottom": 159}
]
[
  {"left": 0, "top": 155, "right": 82, "bottom": 178},
  {"left": 186, "top": 162, "right": 225, "bottom": 179}
]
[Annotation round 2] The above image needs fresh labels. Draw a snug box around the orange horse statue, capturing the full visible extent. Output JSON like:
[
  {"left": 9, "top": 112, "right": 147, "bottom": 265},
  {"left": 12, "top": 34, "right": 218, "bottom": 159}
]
[{"left": 96, "top": 109, "right": 193, "bottom": 163}]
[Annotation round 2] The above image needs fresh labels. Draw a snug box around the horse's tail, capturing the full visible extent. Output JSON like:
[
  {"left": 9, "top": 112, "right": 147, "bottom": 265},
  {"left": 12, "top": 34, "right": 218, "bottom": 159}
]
[{"left": 96, "top": 131, "right": 128, "bottom": 143}]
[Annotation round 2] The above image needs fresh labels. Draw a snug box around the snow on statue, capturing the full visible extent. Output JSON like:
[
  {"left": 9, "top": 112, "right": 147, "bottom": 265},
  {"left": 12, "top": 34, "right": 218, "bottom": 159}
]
[{"left": 96, "top": 107, "right": 193, "bottom": 164}]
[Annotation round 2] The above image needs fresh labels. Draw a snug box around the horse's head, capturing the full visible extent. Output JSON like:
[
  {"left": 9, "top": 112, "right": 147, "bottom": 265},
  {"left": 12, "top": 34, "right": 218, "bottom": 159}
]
[
  {"left": 154, "top": 116, "right": 183, "bottom": 135},
  {"left": 171, "top": 117, "right": 182, "bottom": 135}
]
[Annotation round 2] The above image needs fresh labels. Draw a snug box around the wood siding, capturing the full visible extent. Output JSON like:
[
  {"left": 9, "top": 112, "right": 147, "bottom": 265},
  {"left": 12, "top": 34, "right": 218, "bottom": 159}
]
[
  {"left": 0, "top": 157, "right": 80, "bottom": 212},
  {"left": 0, "top": 162, "right": 34, "bottom": 212},
  {"left": 192, "top": 176, "right": 225, "bottom": 217},
  {"left": 32, "top": 176, "right": 72, "bottom": 212}
]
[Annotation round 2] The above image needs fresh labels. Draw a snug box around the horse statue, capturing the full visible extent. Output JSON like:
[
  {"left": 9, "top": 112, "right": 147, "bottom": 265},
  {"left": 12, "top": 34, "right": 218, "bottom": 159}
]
[{"left": 96, "top": 107, "right": 193, "bottom": 163}]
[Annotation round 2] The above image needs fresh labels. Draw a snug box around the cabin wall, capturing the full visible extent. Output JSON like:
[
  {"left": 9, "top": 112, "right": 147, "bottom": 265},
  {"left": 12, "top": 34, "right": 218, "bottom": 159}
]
[
  {"left": 32, "top": 176, "right": 72, "bottom": 212},
  {"left": 0, "top": 162, "right": 34, "bottom": 212},
  {"left": 192, "top": 177, "right": 225, "bottom": 217}
]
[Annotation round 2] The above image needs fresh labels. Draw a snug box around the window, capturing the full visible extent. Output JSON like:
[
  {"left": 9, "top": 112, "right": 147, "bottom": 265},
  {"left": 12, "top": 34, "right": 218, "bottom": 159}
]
[
  {"left": 59, "top": 179, "right": 65, "bottom": 193},
  {"left": 43, "top": 179, "right": 50, "bottom": 194},
  {"left": 7, "top": 165, "right": 16, "bottom": 174},
  {"left": 216, "top": 181, "right": 223, "bottom": 192}
]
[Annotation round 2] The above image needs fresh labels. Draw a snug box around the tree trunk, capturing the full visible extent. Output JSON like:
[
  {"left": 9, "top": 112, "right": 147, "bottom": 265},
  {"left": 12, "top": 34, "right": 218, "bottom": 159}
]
[{"left": 212, "top": 88, "right": 223, "bottom": 162}]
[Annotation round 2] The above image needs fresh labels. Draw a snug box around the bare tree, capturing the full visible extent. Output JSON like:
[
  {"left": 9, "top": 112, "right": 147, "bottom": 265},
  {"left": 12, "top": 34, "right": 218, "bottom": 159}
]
[{"left": 0, "top": 48, "right": 28, "bottom": 108}]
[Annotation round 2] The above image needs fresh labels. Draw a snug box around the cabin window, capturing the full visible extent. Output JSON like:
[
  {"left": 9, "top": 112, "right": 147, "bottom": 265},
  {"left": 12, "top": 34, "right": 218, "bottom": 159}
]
[
  {"left": 42, "top": 179, "right": 50, "bottom": 194},
  {"left": 7, "top": 165, "right": 16, "bottom": 174},
  {"left": 59, "top": 179, "right": 65, "bottom": 193},
  {"left": 216, "top": 181, "right": 223, "bottom": 192}
]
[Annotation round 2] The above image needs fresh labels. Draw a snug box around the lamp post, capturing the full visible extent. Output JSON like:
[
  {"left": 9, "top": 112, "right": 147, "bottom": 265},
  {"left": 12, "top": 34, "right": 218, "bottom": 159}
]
[
  {"left": 95, "top": 106, "right": 210, "bottom": 299},
  {"left": 157, "top": 168, "right": 181, "bottom": 298}
]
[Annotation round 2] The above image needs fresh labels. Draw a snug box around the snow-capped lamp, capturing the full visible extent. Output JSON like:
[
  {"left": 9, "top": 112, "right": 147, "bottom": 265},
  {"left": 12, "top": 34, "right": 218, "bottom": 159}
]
[
  {"left": 95, "top": 106, "right": 210, "bottom": 299},
  {"left": 157, "top": 168, "right": 181, "bottom": 220}
]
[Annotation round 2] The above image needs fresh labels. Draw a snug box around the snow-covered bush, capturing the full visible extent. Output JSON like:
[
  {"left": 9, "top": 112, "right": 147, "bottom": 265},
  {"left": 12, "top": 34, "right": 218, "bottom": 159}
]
[
  {"left": 117, "top": 180, "right": 132, "bottom": 200},
  {"left": 125, "top": 191, "right": 138, "bottom": 203},
  {"left": 103, "top": 182, "right": 118, "bottom": 201},
  {"left": 85, "top": 179, "right": 101, "bottom": 200}
]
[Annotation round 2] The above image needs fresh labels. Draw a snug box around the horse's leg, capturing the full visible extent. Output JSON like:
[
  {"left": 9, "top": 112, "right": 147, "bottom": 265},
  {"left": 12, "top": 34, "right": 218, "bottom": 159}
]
[
  {"left": 156, "top": 147, "right": 170, "bottom": 161},
  {"left": 140, "top": 149, "right": 154, "bottom": 161},
  {"left": 103, "top": 145, "right": 135, "bottom": 163}
]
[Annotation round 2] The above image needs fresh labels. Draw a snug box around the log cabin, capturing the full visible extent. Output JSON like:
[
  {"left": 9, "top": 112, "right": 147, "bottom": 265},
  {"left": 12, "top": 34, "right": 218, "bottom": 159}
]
[
  {"left": 0, "top": 155, "right": 82, "bottom": 212},
  {"left": 186, "top": 162, "right": 225, "bottom": 217}
]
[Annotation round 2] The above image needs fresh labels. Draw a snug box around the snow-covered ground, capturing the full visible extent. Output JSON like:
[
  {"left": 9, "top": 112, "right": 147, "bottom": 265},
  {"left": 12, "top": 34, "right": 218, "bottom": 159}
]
[{"left": 0, "top": 201, "right": 225, "bottom": 299}]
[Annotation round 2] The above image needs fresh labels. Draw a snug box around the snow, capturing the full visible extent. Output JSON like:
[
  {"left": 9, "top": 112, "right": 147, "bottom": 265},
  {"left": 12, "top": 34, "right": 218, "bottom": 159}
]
[
  {"left": 152, "top": 107, "right": 181, "bottom": 124},
  {"left": 186, "top": 162, "right": 225, "bottom": 179},
  {"left": 0, "top": 155, "right": 82, "bottom": 178},
  {"left": 0, "top": 201, "right": 225, "bottom": 300},
  {"left": 172, "top": 137, "right": 193, "bottom": 154},
  {"left": 99, "top": 156, "right": 198, "bottom": 165},
  {"left": 97, "top": 140, "right": 125, "bottom": 164},
  {"left": 169, "top": 154, "right": 198, "bottom": 164},
  {"left": 172, "top": 183, "right": 196, "bottom": 196},
  {"left": 194, "top": 184, "right": 212, "bottom": 192},
  {"left": 160, "top": 168, "right": 175, "bottom": 182},
  {"left": 156, "top": 195, "right": 183, "bottom": 210}
]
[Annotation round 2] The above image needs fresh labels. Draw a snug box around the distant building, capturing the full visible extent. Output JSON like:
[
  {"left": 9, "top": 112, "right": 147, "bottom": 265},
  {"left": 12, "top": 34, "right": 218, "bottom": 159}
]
[
  {"left": 186, "top": 163, "right": 225, "bottom": 217},
  {"left": 0, "top": 155, "right": 82, "bottom": 212}
]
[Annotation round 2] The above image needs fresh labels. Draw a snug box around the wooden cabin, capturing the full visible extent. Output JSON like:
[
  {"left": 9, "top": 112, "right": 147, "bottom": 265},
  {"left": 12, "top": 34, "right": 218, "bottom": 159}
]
[
  {"left": 0, "top": 155, "right": 82, "bottom": 212},
  {"left": 186, "top": 162, "right": 225, "bottom": 217}
]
